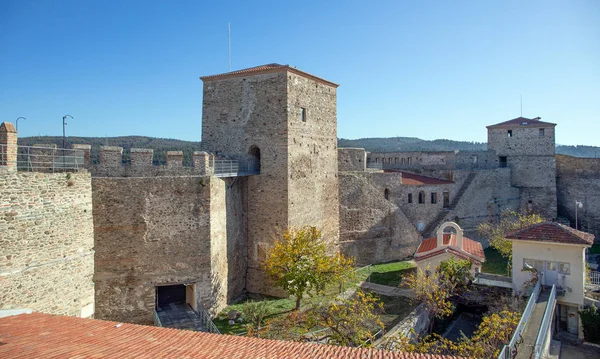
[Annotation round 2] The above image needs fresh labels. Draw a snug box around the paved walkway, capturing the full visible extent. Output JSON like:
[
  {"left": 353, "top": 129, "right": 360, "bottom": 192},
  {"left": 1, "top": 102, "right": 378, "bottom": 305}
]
[
  {"left": 156, "top": 302, "right": 207, "bottom": 331},
  {"left": 514, "top": 289, "right": 551, "bottom": 359},
  {"left": 359, "top": 281, "right": 415, "bottom": 298},
  {"left": 560, "top": 342, "right": 600, "bottom": 359}
]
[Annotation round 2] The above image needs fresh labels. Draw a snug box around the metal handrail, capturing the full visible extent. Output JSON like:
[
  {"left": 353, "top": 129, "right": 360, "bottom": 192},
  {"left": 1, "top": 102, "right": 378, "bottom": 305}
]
[
  {"left": 533, "top": 285, "right": 557, "bottom": 359},
  {"left": 196, "top": 307, "right": 221, "bottom": 334},
  {"left": 508, "top": 279, "right": 542, "bottom": 357},
  {"left": 0, "top": 144, "right": 83, "bottom": 172}
]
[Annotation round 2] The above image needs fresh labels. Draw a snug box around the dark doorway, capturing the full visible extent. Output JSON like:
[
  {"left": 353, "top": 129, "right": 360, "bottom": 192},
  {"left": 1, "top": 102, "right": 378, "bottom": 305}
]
[
  {"left": 248, "top": 145, "right": 261, "bottom": 173},
  {"left": 156, "top": 284, "right": 186, "bottom": 308},
  {"left": 499, "top": 156, "right": 507, "bottom": 168},
  {"left": 443, "top": 191, "right": 450, "bottom": 208}
]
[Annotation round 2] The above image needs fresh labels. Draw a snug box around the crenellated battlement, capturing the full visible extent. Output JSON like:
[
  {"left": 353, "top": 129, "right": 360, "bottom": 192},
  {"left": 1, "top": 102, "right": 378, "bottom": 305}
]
[{"left": 85, "top": 145, "right": 213, "bottom": 177}]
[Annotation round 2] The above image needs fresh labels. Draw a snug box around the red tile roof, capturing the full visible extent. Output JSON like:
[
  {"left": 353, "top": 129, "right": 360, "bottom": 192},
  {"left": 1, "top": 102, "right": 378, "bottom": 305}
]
[
  {"left": 415, "top": 234, "right": 485, "bottom": 263},
  {"left": 384, "top": 170, "right": 454, "bottom": 185},
  {"left": 0, "top": 312, "right": 461, "bottom": 359},
  {"left": 486, "top": 116, "right": 556, "bottom": 129},
  {"left": 200, "top": 63, "right": 339, "bottom": 88},
  {"left": 505, "top": 222, "right": 594, "bottom": 246}
]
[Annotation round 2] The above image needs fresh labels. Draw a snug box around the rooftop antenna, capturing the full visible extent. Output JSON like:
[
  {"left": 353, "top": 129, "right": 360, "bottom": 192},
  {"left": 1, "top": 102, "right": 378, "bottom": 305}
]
[
  {"left": 228, "top": 22, "right": 231, "bottom": 72},
  {"left": 520, "top": 95, "right": 523, "bottom": 117}
]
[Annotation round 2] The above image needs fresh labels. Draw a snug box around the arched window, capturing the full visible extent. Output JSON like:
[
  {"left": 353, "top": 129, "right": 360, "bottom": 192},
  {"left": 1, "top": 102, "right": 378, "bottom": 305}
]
[
  {"left": 248, "top": 145, "right": 261, "bottom": 173},
  {"left": 384, "top": 188, "right": 390, "bottom": 200},
  {"left": 418, "top": 191, "right": 425, "bottom": 204}
]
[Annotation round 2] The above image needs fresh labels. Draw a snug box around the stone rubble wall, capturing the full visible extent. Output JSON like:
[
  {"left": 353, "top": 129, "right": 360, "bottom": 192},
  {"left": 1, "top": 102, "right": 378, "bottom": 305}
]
[
  {"left": 556, "top": 155, "right": 600, "bottom": 241},
  {"left": 338, "top": 148, "right": 367, "bottom": 172},
  {"left": 91, "top": 146, "right": 211, "bottom": 177},
  {"left": 339, "top": 171, "right": 421, "bottom": 265},
  {"left": 92, "top": 175, "right": 242, "bottom": 323},
  {"left": 0, "top": 171, "right": 94, "bottom": 317},
  {"left": 201, "top": 72, "right": 289, "bottom": 296}
]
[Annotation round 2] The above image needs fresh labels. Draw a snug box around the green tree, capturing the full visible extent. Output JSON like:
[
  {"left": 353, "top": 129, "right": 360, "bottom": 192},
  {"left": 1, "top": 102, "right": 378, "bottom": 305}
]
[
  {"left": 477, "top": 210, "right": 544, "bottom": 272},
  {"left": 263, "top": 226, "right": 355, "bottom": 310}
]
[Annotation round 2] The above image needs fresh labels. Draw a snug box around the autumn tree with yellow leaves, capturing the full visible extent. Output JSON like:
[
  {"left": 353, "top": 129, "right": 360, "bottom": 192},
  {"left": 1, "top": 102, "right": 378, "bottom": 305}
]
[{"left": 263, "top": 226, "right": 355, "bottom": 310}]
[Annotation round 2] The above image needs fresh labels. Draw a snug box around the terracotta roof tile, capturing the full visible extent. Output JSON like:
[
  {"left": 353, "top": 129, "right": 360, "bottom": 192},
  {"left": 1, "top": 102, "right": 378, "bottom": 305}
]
[
  {"left": 415, "top": 234, "right": 485, "bottom": 263},
  {"left": 200, "top": 63, "right": 339, "bottom": 88},
  {"left": 486, "top": 116, "right": 556, "bottom": 129},
  {"left": 0, "top": 312, "right": 462, "bottom": 359},
  {"left": 505, "top": 222, "right": 594, "bottom": 245},
  {"left": 384, "top": 170, "right": 454, "bottom": 185}
]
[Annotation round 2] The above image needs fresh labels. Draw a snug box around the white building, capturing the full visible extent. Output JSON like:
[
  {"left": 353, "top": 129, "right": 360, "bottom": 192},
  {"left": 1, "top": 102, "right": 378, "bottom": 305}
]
[{"left": 507, "top": 222, "right": 594, "bottom": 338}]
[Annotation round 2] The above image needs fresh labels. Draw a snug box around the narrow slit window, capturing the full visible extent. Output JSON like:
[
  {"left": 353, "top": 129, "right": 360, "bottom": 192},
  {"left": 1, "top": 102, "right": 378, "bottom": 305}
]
[{"left": 300, "top": 107, "right": 307, "bottom": 122}]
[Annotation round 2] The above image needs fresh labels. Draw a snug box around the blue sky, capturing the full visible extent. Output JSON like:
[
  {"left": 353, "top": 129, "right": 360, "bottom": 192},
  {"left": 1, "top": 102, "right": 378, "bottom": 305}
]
[{"left": 1, "top": 1, "right": 598, "bottom": 145}]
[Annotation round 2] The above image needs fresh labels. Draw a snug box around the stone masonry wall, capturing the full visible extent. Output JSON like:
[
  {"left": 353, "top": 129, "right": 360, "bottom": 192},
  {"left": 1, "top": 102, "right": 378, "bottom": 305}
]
[
  {"left": 556, "top": 155, "right": 600, "bottom": 241},
  {"left": 286, "top": 71, "right": 340, "bottom": 252},
  {"left": 202, "top": 72, "right": 289, "bottom": 296},
  {"left": 0, "top": 171, "right": 95, "bottom": 317},
  {"left": 92, "top": 176, "right": 240, "bottom": 323},
  {"left": 339, "top": 172, "right": 421, "bottom": 265},
  {"left": 338, "top": 148, "right": 366, "bottom": 172}
]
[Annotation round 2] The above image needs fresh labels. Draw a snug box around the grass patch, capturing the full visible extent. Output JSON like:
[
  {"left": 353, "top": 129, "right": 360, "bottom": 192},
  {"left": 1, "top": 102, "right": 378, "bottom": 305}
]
[
  {"left": 358, "top": 260, "right": 416, "bottom": 287},
  {"left": 481, "top": 247, "right": 509, "bottom": 276},
  {"left": 213, "top": 294, "right": 296, "bottom": 334},
  {"left": 589, "top": 244, "right": 600, "bottom": 255}
]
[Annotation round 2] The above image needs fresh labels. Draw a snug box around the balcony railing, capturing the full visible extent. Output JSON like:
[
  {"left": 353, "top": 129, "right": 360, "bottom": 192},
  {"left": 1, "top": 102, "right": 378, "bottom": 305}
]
[
  {"left": 1, "top": 144, "right": 84, "bottom": 172},
  {"left": 212, "top": 159, "right": 259, "bottom": 177},
  {"left": 586, "top": 270, "right": 600, "bottom": 290}
]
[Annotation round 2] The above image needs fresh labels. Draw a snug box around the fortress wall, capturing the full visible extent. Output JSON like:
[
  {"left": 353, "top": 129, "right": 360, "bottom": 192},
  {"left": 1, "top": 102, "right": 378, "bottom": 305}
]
[
  {"left": 339, "top": 172, "right": 421, "bottom": 265},
  {"left": 92, "top": 175, "right": 240, "bottom": 323},
  {"left": 367, "top": 151, "right": 456, "bottom": 170},
  {"left": 556, "top": 155, "right": 600, "bottom": 240},
  {"left": 92, "top": 146, "right": 210, "bottom": 177},
  {"left": 0, "top": 171, "right": 95, "bottom": 317},
  {"left": 286, "top": 72, "right": 340, "bottom": 251},
  {"left": 201, "top": 72, "right": 289, "bottom": 296},
  {"left": 396, "top": 182, "right": 454, "bottom": 233},
  {"left": 455, "top": 150, "right": 499, "bottom": 170},
  {"left": 338, "top": 148, "right": 366, "bottom": 172},
  {"left": 448, "top": 169, "right": 519, "bottom": 243},
  {"left": 488, "top": 126, "right": 555, "bottom": 156}
]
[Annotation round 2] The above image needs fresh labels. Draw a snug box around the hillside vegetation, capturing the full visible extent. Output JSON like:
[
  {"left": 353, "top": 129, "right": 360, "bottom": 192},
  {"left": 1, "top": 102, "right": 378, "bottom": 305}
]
[{"left": 18, "top": 135, "right": 599, "bottom": 165}]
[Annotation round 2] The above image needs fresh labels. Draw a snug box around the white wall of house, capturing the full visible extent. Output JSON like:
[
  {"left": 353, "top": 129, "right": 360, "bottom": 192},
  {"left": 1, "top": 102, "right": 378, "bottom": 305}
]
[
  {"left": 511, "top": 240, "right": 588, "bottom": 339},
  {"left": 511, "top": 240, "right": 587, "bottom": 307},
  {"left": 416, "top": 251, "right": 482, "bottom": 274}
]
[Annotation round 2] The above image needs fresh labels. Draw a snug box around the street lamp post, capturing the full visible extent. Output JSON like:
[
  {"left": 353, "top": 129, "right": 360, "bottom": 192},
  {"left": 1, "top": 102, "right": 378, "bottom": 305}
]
[
  {"left": 62, "top": 115, "right": 73, "bottom": 149},
  {"left": 575, "top": 200, "right": 583, "bottom": 230},
  {"left": 16, "top": 117, "right": 26, "bottom": 133}
]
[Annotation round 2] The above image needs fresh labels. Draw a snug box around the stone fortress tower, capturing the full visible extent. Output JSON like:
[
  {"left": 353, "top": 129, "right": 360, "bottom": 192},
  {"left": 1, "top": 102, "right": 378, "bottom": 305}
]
[
  {"left": 200, "top": 64, "right": 340, "bottom": 294},
  {"left": 486, "top": 116, "right": 557, "bottom": 219}
]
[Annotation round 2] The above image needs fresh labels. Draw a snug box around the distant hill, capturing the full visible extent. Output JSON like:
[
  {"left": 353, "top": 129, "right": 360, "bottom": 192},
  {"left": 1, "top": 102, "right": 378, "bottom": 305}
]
[
  {"left": 339, "top": 137, "right": 599, "bottom": 157},
  {"left": 18, "top": 135, "right": 599, "bottom": 164},
  {"left": 338, "top": 137, "right": 487, "bottom": 152}
]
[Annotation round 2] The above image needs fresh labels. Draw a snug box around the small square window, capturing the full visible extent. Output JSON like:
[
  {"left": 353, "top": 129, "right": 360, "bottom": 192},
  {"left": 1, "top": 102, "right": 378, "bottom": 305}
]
[
  {"left": 559, "top": 263, "right": 570, "bottom": 275},
  {"left": 300, "top": 107, "right": 307, "bottom": 122},
  {"left": 539, "top": 128, "right": 545, "bottom": 137}
]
